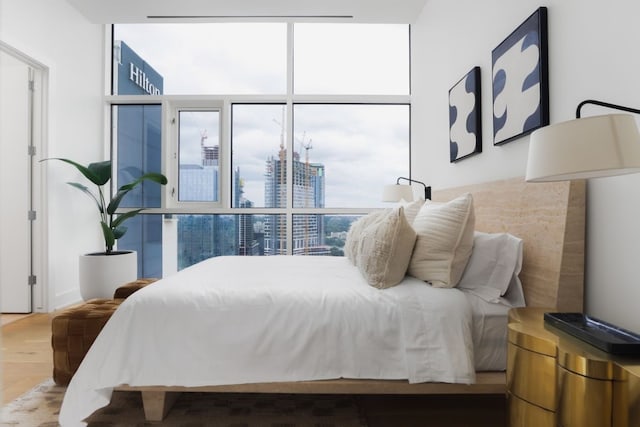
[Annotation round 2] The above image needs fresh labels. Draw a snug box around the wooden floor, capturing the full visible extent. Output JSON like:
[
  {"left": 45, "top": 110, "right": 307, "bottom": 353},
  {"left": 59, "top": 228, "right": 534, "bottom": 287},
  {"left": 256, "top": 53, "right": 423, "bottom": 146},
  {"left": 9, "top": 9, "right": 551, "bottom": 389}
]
[
  {"left": 1, "top": 313, "right": 54, "bottom": 405},
  {"left": 0, "top": 313, "right": 507, "bottom": 426}
]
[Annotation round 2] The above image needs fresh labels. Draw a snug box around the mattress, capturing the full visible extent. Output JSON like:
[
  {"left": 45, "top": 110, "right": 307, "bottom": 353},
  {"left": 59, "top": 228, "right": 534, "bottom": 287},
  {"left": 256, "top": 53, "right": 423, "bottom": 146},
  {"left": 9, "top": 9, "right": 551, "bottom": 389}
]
[{"left": 462, "top": 291, "right": 511, "bottom": 371}]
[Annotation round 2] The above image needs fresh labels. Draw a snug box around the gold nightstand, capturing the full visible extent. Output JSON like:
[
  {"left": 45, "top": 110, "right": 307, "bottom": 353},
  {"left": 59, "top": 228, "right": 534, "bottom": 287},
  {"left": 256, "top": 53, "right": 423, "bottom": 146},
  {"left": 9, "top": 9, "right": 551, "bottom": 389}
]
[{"left": 507, "top": 307, "right": 640, "bottom": 427}]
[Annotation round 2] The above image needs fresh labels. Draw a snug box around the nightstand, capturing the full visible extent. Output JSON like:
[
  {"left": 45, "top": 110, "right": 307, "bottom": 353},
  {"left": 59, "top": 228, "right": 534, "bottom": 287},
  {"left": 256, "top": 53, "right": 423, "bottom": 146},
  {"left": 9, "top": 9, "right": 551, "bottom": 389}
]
[{"left": 507, "top": 307, "right": 640, "bottom": 427}]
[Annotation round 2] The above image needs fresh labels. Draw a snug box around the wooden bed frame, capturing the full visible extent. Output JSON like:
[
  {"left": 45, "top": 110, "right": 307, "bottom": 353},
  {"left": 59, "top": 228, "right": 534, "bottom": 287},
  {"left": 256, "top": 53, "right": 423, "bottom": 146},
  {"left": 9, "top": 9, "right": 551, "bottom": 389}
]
[{"left": 119, "top": 177, "right": 586, "bottom": 421}]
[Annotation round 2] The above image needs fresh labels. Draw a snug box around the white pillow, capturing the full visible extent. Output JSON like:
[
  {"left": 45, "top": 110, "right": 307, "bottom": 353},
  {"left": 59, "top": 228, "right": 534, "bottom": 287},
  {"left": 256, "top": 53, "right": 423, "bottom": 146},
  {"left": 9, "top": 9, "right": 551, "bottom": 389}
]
[
  {"left": 344, "top": 209, "right": 389, "bottom": 264},
  {"left": 500, "top": 274, "right": 526, "bottom": 308},
  {"left": 458, "top": 231, "right": 524, "bottom": 305},
  {"left": 399, "top": 199, "right": 425, "bottom": 225},
  {"left": 407, "top": 193, "right": 475, "bottom": 288},
  {"left": 356, "top": 207, "right": 417, "bottom": 289}
]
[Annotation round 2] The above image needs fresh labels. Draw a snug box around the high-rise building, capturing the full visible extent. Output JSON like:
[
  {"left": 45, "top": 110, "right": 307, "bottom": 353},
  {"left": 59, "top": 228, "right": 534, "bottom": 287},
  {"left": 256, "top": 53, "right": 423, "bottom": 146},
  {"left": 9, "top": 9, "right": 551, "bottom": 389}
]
[
  {"left": 114, "top": 40, "right": 164, "bottom": 278},
  {"left": 177, "top": 140, "right": 227, "bottom": 267},
  {"left": 235, "top": 168, "right": 262, "bottom": 255},
  {"left": 264, "top": 146, "right": 329, "bottom": 256}
]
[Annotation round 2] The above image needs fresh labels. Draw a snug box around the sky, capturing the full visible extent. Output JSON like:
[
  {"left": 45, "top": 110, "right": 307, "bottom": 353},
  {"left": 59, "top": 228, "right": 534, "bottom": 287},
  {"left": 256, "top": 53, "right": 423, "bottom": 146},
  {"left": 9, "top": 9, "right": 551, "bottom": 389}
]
[{"left": 114, "top": 23, "right": 410, "bottom": 208}]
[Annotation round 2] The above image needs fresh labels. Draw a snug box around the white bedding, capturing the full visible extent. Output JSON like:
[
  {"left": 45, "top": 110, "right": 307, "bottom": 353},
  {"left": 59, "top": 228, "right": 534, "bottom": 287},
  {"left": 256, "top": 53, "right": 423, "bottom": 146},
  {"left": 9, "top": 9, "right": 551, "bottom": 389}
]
[
  {"left": 59, "top": 256, "right": 475, "bottom": 426},
  {"left": 463, "top": 291, "right": 511, "bottom": 371}
]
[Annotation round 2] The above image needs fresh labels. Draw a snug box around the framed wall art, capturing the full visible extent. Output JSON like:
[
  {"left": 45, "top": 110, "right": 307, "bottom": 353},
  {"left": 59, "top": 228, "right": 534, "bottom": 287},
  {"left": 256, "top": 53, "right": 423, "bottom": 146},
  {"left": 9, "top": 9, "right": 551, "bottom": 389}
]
[
  {"left": 492, "top": 6, "right": 549, "bottom": 145},
  {"left": 449, "top": 66, "right": 482, "bottom": 162}
]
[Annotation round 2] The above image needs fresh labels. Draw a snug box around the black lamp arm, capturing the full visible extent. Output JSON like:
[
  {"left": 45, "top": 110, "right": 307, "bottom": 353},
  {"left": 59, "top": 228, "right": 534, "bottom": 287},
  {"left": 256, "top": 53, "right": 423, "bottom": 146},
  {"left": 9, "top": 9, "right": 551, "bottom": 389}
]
[
  {"left": 396, "top": 177, "right": 432, "bottom": 200},
  {"left": 576, "top": 100, "right": 640, "bottom": 119}
]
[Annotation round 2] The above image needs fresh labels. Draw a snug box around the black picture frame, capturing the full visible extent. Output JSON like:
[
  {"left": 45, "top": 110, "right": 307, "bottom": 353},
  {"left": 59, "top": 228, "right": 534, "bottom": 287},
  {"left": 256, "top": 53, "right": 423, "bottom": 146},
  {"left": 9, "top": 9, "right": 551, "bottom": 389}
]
[
  {"left": 449, "top": 66, "right": 482, "bottom": 162},
  {"left": 492, "top": 7, "right": 549, "bottom": 145}
]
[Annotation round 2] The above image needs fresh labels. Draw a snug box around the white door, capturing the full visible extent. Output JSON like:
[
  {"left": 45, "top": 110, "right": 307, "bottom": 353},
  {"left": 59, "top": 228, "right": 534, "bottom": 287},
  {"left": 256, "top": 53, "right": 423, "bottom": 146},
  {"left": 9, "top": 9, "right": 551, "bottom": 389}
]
[{"left": 0, "top": 50, "right": 33, "bottom": 313}]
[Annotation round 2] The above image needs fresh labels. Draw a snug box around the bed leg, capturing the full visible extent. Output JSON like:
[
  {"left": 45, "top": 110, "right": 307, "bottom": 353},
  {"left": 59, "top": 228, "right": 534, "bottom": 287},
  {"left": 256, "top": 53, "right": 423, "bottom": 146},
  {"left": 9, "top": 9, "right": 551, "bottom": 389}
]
[{"left": 141, "top": 390, "right": 181, "bottom": 421}]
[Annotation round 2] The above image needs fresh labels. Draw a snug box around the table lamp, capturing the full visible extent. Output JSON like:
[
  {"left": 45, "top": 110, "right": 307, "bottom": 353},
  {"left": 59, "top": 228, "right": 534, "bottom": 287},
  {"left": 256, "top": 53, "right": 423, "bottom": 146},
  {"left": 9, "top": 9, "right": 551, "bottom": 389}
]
[{"left": 525, "top": 99, "right": 640, "bottom": 354}]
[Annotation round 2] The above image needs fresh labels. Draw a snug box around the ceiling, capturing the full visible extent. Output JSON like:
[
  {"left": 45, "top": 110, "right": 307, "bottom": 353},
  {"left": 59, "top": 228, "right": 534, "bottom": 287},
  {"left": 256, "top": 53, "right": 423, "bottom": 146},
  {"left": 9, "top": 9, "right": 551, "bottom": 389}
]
[{"left": 65, "top": 0, "right": 427, "bottom": 24}]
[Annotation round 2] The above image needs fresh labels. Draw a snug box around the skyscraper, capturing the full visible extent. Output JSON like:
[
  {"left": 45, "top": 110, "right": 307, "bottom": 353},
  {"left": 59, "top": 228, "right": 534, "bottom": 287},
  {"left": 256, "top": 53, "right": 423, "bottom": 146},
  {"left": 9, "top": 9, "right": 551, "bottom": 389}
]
[
  {"left": 263, "top": 145, "right": 328, "bottom": 256},
  {"left": 235, "top": 167, "right": 262, "bottom": 255},
  {"left": 114, "top": 40, "right": 164, "bottom": 278}
]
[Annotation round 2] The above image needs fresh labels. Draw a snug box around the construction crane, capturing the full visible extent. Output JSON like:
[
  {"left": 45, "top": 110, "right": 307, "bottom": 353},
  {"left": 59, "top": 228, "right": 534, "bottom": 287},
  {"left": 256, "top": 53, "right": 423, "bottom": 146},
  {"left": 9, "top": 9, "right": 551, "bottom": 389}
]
[
  {"left": 200, "top": 129, "right": 208, "bottom": 147},
  {"left": 295, "top": 131, "right": 314, "bottom": 255},
  {"left": 272, "top": 107, "right": 287, "bottom": 254},
  {"left": 200, "top": 129, "right": 208, "bottom": 167}
]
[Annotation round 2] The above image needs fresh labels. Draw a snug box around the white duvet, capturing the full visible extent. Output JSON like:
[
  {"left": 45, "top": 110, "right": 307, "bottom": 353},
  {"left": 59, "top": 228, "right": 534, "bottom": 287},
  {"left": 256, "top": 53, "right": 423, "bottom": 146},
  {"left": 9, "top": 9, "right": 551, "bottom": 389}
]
[{"left": 59, "top": 256, "right": 475, "bottom": 426}]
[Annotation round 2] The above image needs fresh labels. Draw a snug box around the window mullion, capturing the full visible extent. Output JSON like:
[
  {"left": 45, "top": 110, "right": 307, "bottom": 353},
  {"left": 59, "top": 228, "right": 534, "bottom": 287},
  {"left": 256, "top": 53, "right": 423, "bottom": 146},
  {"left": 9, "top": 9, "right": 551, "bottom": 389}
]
[{"left": 285, "top": 22, "right": 295, "bottom": 255}]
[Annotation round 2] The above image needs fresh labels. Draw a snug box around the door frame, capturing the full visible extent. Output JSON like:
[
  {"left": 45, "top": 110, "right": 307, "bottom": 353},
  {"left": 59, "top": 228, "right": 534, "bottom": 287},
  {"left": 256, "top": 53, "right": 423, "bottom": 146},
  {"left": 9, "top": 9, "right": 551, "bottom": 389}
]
[{"left": 0, "top": 41, "right": 49, "bottom": 313}]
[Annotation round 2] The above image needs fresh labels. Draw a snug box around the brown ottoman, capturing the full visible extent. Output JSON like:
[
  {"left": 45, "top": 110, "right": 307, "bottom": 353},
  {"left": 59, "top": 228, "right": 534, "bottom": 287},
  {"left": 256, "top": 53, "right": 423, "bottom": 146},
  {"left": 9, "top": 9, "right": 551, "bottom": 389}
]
[
  {"left": 51, "top": 277, "right": 158, "bottom": 386},
  {"left": 51, "top": 298, "right": 122, "bottom": 386},
  {"left": 113, "top": 277, "right": 158, "bottom": 299}
]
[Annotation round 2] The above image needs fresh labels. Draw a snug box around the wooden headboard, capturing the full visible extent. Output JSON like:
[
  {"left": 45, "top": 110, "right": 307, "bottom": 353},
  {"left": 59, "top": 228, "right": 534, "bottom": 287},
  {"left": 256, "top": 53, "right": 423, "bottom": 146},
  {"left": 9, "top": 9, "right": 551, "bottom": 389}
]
[{"left": 432, "top": 177, "right": 585, "bottom": 312}]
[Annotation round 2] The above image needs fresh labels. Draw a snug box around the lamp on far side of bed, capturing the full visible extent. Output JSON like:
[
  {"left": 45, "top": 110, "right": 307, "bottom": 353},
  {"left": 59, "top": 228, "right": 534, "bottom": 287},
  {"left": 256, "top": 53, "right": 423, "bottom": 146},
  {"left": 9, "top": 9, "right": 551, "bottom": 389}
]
[
  {"left": 382, "top": 177, "right": 432, "bottom": 202},
  {"left": 526, "top": 99, "right": 640, "bottom": 355},
  {"left": 526, "top": 99, "right": 640, "bottom": 182}
]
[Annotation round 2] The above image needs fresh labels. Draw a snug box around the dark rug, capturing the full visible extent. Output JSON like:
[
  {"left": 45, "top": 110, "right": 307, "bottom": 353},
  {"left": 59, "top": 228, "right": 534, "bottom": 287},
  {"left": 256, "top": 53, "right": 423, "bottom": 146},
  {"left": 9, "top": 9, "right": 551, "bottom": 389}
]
[{"left": 1, "top": 380, "right": 368, "bottom": 426}]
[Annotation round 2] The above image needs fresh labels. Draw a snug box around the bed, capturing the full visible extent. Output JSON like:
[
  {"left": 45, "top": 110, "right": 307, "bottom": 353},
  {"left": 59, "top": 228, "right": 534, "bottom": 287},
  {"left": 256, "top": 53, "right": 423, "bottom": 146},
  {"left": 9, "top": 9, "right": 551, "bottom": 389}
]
[{"left": 58, "top": 177, "right": 585, "bottom": 426}]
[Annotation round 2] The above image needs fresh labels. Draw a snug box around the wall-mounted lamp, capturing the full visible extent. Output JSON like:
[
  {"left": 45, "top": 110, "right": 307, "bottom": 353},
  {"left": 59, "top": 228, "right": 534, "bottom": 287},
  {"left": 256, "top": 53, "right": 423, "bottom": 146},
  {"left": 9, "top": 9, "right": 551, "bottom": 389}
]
[
  {"left": 526, "top": 99, "right": 640, "bottom": 182},
  {"left": 382, "top": 177, "right": 431, "bottom": 202}
]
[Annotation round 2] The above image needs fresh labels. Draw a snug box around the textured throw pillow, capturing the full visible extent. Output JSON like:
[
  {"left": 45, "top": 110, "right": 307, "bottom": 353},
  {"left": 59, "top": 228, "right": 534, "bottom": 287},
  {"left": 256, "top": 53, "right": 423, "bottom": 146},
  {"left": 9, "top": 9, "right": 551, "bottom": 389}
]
[
  {"left": 457, "top": 232, "right": 523, "bottom": 302},
  {"left": 344, "top": 209, "right": 389, "bottom": 264},
  {"left": 400, "top": 199, "right": 425, "bottom": 225},
  {"left": 356, "top": 207, "right": 417, "bottom": 289},
  {"left": 407, "top": 193, "right": 475, "bottom": 288}
]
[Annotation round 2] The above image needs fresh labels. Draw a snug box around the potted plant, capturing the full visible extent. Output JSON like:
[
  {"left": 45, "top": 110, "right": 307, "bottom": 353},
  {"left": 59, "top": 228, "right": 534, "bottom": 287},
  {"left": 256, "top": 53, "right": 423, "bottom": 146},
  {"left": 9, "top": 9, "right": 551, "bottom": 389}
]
[{"left": 44, "top": 158, "right": 167, "bottom": 300}]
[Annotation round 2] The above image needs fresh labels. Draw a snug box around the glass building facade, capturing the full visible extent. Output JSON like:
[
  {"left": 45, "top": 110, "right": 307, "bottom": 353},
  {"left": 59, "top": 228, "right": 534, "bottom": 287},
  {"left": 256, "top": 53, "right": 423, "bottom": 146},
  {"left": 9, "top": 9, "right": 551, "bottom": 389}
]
[{"left": 113, "top": 41, "right": 164, "bottom": 277}]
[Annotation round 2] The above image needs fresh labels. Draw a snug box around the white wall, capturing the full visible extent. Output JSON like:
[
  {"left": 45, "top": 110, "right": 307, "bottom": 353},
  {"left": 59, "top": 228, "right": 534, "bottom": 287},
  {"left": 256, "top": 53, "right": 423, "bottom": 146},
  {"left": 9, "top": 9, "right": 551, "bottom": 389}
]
[
  {"left": 0, "top": 0, "right": 105, "bottom": 310},
  {"left": 412, "top": 0, "right": 640, "bottom": 332}
]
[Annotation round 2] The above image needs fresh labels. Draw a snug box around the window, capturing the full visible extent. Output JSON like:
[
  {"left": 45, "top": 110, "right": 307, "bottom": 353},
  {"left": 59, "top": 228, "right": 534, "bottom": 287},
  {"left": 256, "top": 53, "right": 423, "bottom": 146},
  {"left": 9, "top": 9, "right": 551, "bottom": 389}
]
[
  {"left": 113, "top": 24, "right": 287, "bottom": 95},
  {"left": 293, "top": 24, "right": 410, "bottom": 95},
  {"left": 292, "top": 104, "right": 409, "bottom": 208},
  {"left": 177, "top": 109, "right": 221, "bottom": 203},
  {"left": 231, "top": 104, "right": 287, "bottom": 208},
  {"left": 110, "top": 23, "right": 411, "bottom": 274}
]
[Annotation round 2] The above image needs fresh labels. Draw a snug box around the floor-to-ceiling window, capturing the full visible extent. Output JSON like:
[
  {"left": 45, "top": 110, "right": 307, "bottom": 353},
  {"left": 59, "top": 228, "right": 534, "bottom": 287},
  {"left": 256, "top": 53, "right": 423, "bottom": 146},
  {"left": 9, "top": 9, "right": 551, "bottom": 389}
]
[{"left": 108, "top": 23, "right": 411, "bottom": 275}]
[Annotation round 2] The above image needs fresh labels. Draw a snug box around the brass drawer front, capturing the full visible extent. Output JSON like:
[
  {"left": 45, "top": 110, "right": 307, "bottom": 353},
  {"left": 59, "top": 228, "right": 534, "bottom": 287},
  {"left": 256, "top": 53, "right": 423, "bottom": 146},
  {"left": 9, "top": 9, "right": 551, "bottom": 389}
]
[
  {"left": 508, "top": 343, "right": 556, "bottom": 410},
  {"left": 613, "top": 367, "right": 640, "bottom": 427},
  {"left": 557, "top": 365, "right": 612, "bottom": 427},
  {"left": 557, "top": 347, "right": 614, "bottom": 380},
  {"left": 508, "top": 392, "right": 555, "bottom": 427}
]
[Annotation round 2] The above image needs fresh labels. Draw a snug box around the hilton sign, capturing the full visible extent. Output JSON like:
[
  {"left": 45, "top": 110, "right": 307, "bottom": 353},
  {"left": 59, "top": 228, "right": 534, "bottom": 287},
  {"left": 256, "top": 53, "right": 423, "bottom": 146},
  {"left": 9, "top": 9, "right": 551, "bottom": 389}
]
[{"left": 129, "top": 63, "right": 161, "bottom": 95}]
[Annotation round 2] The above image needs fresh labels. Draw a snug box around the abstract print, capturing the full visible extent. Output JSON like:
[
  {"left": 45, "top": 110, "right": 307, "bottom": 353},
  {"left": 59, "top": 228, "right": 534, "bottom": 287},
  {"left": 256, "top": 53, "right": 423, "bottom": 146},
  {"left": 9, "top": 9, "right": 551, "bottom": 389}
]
[
  {"left": 449, "top": 67, "right": 482, "bottom": 162},
  {"left": 492, "top": 7, "right": 548, "bottom": 145}
]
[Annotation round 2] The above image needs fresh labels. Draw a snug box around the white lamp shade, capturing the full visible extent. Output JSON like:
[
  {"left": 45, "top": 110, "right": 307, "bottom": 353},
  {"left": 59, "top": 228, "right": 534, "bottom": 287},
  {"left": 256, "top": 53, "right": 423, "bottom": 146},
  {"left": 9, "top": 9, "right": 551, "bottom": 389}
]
[
  {"left": 382, "top": 184, "right": 414, "bottom": 202},
  {"left": 526, "top": 114, "right": 640, "bottom": 182}
]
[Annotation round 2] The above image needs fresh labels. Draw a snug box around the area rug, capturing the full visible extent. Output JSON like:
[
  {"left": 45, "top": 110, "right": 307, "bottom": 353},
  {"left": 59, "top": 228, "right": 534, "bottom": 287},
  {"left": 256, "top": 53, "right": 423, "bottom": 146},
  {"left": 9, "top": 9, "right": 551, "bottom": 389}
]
[{"left": 1, "top": 379, "right": 368, "bottom": 426}]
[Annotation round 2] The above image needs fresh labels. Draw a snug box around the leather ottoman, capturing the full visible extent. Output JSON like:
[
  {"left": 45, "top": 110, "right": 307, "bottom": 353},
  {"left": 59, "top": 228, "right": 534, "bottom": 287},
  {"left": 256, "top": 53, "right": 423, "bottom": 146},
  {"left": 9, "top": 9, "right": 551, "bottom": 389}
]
[
  {"left": 51, "top": 298, "right": 122, "bottom": 386},
  {"left": 51, "top": 278, "right": 158, "bottom": 386}
]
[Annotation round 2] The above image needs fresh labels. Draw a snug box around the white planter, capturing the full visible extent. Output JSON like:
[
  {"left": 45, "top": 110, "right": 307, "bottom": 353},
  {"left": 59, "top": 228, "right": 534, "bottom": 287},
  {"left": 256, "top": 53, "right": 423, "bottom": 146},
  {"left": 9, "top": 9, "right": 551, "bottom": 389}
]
[{"left": 78, "top": 251, "right": 137, "bottom": 300}]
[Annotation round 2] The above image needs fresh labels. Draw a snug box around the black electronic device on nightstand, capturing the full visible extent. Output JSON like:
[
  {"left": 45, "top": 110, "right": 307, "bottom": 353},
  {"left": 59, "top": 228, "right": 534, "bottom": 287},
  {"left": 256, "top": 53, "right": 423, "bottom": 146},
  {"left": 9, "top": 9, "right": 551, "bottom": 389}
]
[{"left": 544, "top": 312, "right": 640, "bottom": 355}]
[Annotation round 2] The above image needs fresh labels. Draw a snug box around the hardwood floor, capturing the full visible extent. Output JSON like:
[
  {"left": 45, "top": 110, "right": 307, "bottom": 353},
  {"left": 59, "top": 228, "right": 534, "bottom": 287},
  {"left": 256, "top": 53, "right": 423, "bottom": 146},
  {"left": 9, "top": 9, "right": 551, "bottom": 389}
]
[
  {"left": 0, "top": 313, "right": 507, "bottom": 426},
  {"left": 1, "top": 313, "right": 53, "bottom": 404}
]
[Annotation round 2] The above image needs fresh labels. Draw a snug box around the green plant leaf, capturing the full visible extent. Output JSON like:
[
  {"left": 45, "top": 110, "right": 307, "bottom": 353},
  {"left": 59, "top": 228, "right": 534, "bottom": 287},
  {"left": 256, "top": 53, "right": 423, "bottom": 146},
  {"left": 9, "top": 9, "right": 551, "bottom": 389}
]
[
  {"left": 43, "top": 158, "right": 111, "bottom": 186},
  {"left": 107, "top": 189, "right": 132, "bottom": 215},
  {"left": 86, "top": 160, "right": 112, "bottom": 186},
  {"left": 107, "top": 173, "right": 167, "bottom": 214},
  {"left": 100, "top": 221, "right": 115, "bottom": 253},
  {"left": 112, "top": 226, "right": 127, "bottom": 240},
  {"left": 67, "top": 182, "right": 104, "bottom": 213},
  {"left": 111, "top": 209, "right": 144, "bottom": 229}
]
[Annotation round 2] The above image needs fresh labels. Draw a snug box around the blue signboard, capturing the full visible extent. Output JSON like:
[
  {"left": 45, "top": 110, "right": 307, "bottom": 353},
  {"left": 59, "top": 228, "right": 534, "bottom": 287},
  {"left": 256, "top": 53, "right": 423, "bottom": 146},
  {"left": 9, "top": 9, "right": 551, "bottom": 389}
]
[{"left": 115, "top": 41, "right": 163, "bottom": 95}]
